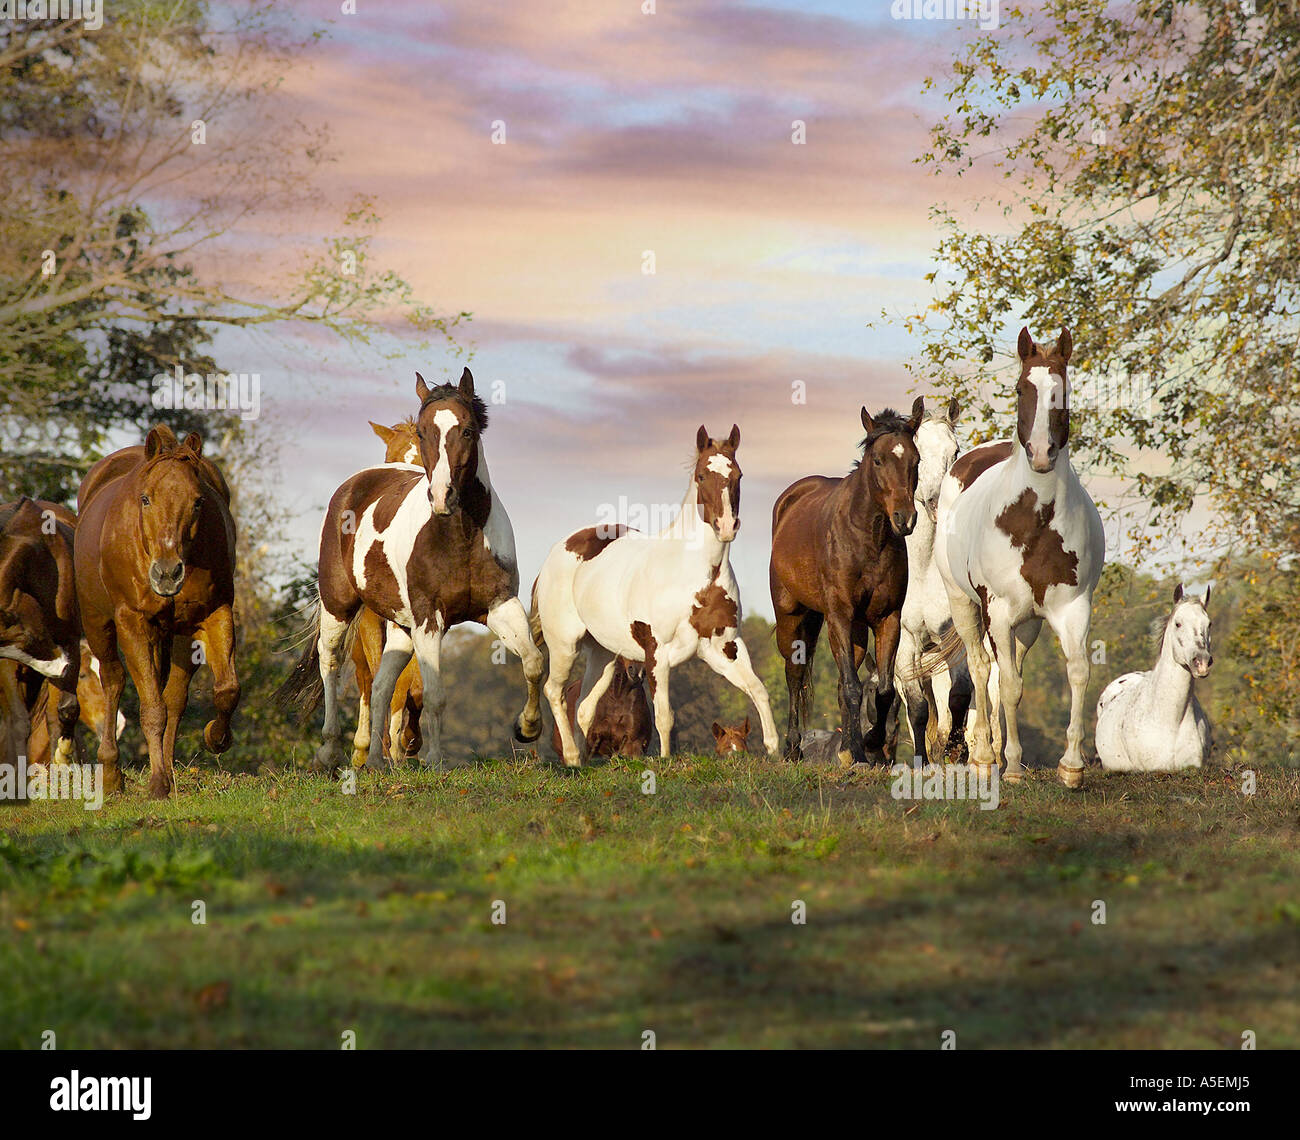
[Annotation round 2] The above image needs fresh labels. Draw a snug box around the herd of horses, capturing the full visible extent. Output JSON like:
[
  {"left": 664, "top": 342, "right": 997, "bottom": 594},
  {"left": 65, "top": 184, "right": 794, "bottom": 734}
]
[{"left": 0, "top": 326, "right": 1214, "bottom": 800}]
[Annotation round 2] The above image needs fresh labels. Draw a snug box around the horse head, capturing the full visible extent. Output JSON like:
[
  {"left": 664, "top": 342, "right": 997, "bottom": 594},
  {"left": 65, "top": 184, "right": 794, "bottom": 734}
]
[
  {"left": 914, "top": 397, "right": 960, "bottom": 523},
  {"left": 1169, "top": 583, "right": 1213, "bottom": 678},
  {"left": 693, "top": 424, "right": 742, "bottom": 542},
  {"left": 413, "top": 368, "right": 488, "bottom": 516},
  {"left": 712, "top": 717, "right": 751, "bottom": 756},
  {"left": 860, "top": 397, "right": 924, "bottom": 536},
  {"left": 370, "top": 419, "right": 419, "bottom": 464},
  {"left": 139, "top": 426, "right": 207, "bottom": 598},
  {"left": 1016, "top": 327, "right": 1072, "bottom": 474}
]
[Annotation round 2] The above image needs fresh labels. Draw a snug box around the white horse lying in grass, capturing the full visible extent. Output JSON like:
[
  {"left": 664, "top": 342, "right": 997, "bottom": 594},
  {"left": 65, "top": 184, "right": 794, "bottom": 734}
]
[{"left": 1095, "top": 584, "right": 1213, "bottom": 772}]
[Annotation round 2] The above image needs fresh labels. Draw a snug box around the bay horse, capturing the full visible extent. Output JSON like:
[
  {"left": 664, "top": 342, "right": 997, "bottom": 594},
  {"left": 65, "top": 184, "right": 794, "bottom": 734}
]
[
  {"left": 75, "top": 427, "right": 240, "bottom": 797},
  {"left": 532, "top": 424, "right": 779, "bottom": 766},
  {"left": 770, "top": 398, "right": 924, "bottom": 766},
  {"left": 0, "top": 497, "right": 81, "bottom": 765},
  {"left": 935, "top": 327, "right": 1105, "bottom": 787},
  {"left": 549, "top": 656, "right": 651, "bottom": 760},
  {"left": 349, "top": 418, "right": 425, "bottom": 767},
  {"left": 279, "top": 368, "right": 544, "bottom": 770},
  {"left": 1096, "top": 584, "right": 1212, "bottom": 771}
]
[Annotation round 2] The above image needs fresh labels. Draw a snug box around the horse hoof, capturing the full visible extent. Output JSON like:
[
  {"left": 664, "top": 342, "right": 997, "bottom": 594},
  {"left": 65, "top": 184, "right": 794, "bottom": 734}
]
[
  {"left": 310, "top": 745, "right": 344, "bottom": 777},
  {"left": 1058, "top": 763, "right": 1084, "bottom": 790},
  {"left": 204, "top": 721, "right": 232, "bottom": 753},
  {"left": 147, "top": 780, "right": 172, "bottom": 800},
  {"left": 102, "top": 770, "right": 124, "bottom": 795},
  {"left": 513, "top": 715, "right": 542, "bottom": 744},
  {"left": 53, "top": 738, "right": 75, "bottom": 764},
  {"left": 1003, "top": 768, "right": 1024, "bottom": 784}
]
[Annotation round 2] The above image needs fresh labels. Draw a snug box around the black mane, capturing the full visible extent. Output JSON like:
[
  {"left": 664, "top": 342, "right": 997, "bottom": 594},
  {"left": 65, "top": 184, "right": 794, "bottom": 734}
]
[
  {"left": 419, "top": 384, "right": 490, "bottom": 432},
  {"left": 852, "top": 406, "right": 915, "bottom": 467}
]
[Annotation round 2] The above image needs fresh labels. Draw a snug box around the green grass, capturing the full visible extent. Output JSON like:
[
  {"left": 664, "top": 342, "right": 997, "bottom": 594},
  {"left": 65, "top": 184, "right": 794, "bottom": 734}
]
[{"left": 2, "top": 755, "right": 1297, "bottom": 1049}]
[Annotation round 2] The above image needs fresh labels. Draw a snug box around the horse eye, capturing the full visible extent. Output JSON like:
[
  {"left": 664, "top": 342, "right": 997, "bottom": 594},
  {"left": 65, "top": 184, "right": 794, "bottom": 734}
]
[
  {"left": 140, "top": 494, "right": 150, "bottom": 506},
  {"left": 873, "top": 456, "right": 882, "bottom": 466},
  {"left": 462, "top": 427, "right": 473, "bottom": 439},
  {"left": 1175, "top": 621, "right": 1182, "bottom": 629}
]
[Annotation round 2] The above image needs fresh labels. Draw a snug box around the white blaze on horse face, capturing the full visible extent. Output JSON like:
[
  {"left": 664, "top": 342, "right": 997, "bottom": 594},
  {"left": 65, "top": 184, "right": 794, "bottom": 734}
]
[
  {"left": 706, "top": 454, "right": 732, "bottom": 477},
  {"left": 1026, "top": 366, "right": 1066, "bottom": 473},
  {"left": 402, "top": 443, "right": 419, "bottom": 464},
  {"left": 428, "top": 409, "right": 460, "bottom": 514},
  {"left": 892, "top": 443, "right": 904, "bottom": 458}
]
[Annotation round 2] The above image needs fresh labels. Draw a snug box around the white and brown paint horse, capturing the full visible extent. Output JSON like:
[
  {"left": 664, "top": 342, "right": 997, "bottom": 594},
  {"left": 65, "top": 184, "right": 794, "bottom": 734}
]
[
  {"left": 1096, "top": 584, "right": 1212, "bottom": 771},
  {"left": 532, "top": 425, "right": 779, "bottom": 766},
  {"left": 280, "top": 368, "right": 544, "bottom": 770},
  {"left": 935, "top": 328, "right": 1105, "bottom": 787}
]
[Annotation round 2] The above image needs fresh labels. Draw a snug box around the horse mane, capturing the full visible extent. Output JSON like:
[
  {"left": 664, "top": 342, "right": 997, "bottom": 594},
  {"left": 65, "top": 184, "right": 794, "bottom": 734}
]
[
  {"left": 851, "top": 407, "right": 914, "bottom": 469},
  {"left": 418, "top": 384, "right": 489, "bottom": 431}
]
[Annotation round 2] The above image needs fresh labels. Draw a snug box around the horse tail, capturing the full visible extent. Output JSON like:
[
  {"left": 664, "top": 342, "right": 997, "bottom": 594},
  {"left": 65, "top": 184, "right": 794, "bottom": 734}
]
[
  {"left": 528, "top": 576, "right": 544, "bottom": 649},
  {"left": 276, "top": 601, "right": 362, "bottom": 725},
  {"left": 896, "top": 624, "right": 966, "bottom": 684}
]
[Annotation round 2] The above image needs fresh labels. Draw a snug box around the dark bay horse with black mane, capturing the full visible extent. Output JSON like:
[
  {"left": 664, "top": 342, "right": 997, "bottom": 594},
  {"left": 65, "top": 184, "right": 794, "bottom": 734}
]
[
  {"left": 75, "top": 426, "right": 240, "bottom": 797},
  {"left": 770, "top": 398, "right": 923, "bottom": 766},
  {"left": 279, "top": 368, "right": 544, "bottom": 770}
]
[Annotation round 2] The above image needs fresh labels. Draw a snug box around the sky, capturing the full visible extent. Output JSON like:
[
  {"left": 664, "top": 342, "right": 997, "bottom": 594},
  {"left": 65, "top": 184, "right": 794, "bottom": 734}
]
[{"left": 199, "top": 0, "right": 1165, "bottom": 620}]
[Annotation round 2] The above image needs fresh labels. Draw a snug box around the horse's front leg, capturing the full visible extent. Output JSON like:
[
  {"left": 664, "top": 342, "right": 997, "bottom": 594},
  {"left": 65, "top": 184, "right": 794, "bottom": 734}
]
[
  {"left": 116, "top": 611, "right": 171, "bottom": 798},
  {"left": 410, "top": 623, "right": 452, "bottom": 771},
  {"left": 161, "top": 634, "right": 199, "bottom": 779},
  {"left": 696, "top": 636, "right": 781, "bottom": 757},
  {"left": 825, "top": 613, "right": 866, "bottom": 767},
  {"left": 485, "top": 597, "right": 544, "bottom": 745},
  {"left": 863, "top": 611, "right": 902, "bottom": 762},
  {"left": 945, "top": 586, "right": 997, "bottom": 771},
  {"left": 987, "top": 608, "right": 1024, "bottom": 781},
  {"left": 84, "top": 623, "right": 125, "bottom": 794},
  {"left": 313, "top": 607, "right": 354, "bottom": 776},
  {"left": 198, "top": 604, "right": 240, "bottom": 754},
  {"left": 367, "top": 623, "right": 413, "bottom": 771},
  {"left": 1046, "top": 597, "right": 1093, "bottom": 789}
]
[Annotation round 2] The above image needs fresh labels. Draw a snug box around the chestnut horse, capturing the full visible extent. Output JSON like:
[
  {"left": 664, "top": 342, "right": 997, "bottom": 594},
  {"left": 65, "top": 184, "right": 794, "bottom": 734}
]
[
  {"left": 532, "top": 425, "right": 779, "bottom": 766},
  {"left": 549, "top": 656, "right": 651, "bottom": 760},
  {"left": 349, "top": 418, "right": 425, "bottom": 766},
  {"left": 279, "top": 368, "right": 544, "bottom": 771},
  {"left": 75, "top": 427, "right": 240, "bottom": 797},
  {"left": 770, "top": 398, "right": 923, "bottom": 766},
  {"left": 712, "top": 718, "right": 750, "bottom": 756},
  {"left": 935, "top": 328, "right": 1104, "bottom": 787},
  {"left": 0, "top": 497, "right": 81, "bottom": 764}
]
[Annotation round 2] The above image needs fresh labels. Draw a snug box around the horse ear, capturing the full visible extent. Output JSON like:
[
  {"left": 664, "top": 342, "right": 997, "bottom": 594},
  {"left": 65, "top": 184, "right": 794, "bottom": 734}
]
[
  {"left": 415, "top": 372, "right": 431, "bottom": 402},
  {"left": 1055, "top": 327, "right": 1073, "bottom": 363},
  {"left": 1017, "top": 327, "right": 1034, "bottom": 361},
  {"left": 1173, "top": 583, "right": 1184, "bottom": 603},
  {"left": 1203, "top": 585, "right": 1211, "bottom": 610},
  {"left": 145, "top": 427, "right": 166, "bottom": 459},
  {"left": 726, "top": 424, "right": 740, "bottom": 451},
  {"left": 370, "top": 421, "right": 396, "bottom": 444},
  {"left": 711, "top": 721, "right": 724, "bottom": 741},
  {"left": 696, "top": 425, "right": 710, "bottom": 451},
  {"left": 458, "top": 367, "right": 475, "bottom": 399},
  {"left": 909, "top": 396, "right": 925, "bottom": 431},
  {"left": 742, "top": 716, "right": 750, "bottom": 736},
  {"left": 947, "top": 396, "right": 960, "bottom": 424},
  {"left": 182, "top": 432, "right": 202, "bottom": 456},
  {"left": 860, "top": 406, "right": 874, "bottom": 435}
]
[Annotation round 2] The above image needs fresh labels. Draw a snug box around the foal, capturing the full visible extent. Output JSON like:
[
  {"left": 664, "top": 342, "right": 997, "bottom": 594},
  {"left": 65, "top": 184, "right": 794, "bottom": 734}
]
[
  {"left": 770, "top": 399, "right": 923, "bottom": 766},
  {"left": 1095, "top": 584, "right": 1212, "bottom": 771},
  {"left": 533, "top": 425, "right": 779, "bottom": 766},
  {"left": 935, "top": 328, "right": 1105, "bottom": 787}
]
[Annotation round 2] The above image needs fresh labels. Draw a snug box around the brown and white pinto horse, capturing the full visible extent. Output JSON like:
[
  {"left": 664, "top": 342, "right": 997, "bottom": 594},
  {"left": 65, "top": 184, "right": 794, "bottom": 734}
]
[
  {"left": 935, "top": 328, "right": 1105, "bottom": 787},
  {"left": 0, "top": 498, "right": 82, "bottom": 765},
  {"left": 280, "top": 368, "right": 544, "bottom": 770},
  {"left": 75, "top": 427, "right": 240, "bottom": 797},
  {"left": 770, "top": 399, "right": 924, "bottom": 767},
  {"left": 532, "top": 425, "right": 779, "bottom": 766},
  {"left": 349, "top": 418, "right": 424, "bottom": 766}
]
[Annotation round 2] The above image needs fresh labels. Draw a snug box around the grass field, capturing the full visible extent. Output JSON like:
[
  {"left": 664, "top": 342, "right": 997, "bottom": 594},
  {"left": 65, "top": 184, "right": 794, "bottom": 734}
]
[{"left": 2, "top": 754, "right": 1298, "bottom": 1049}]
